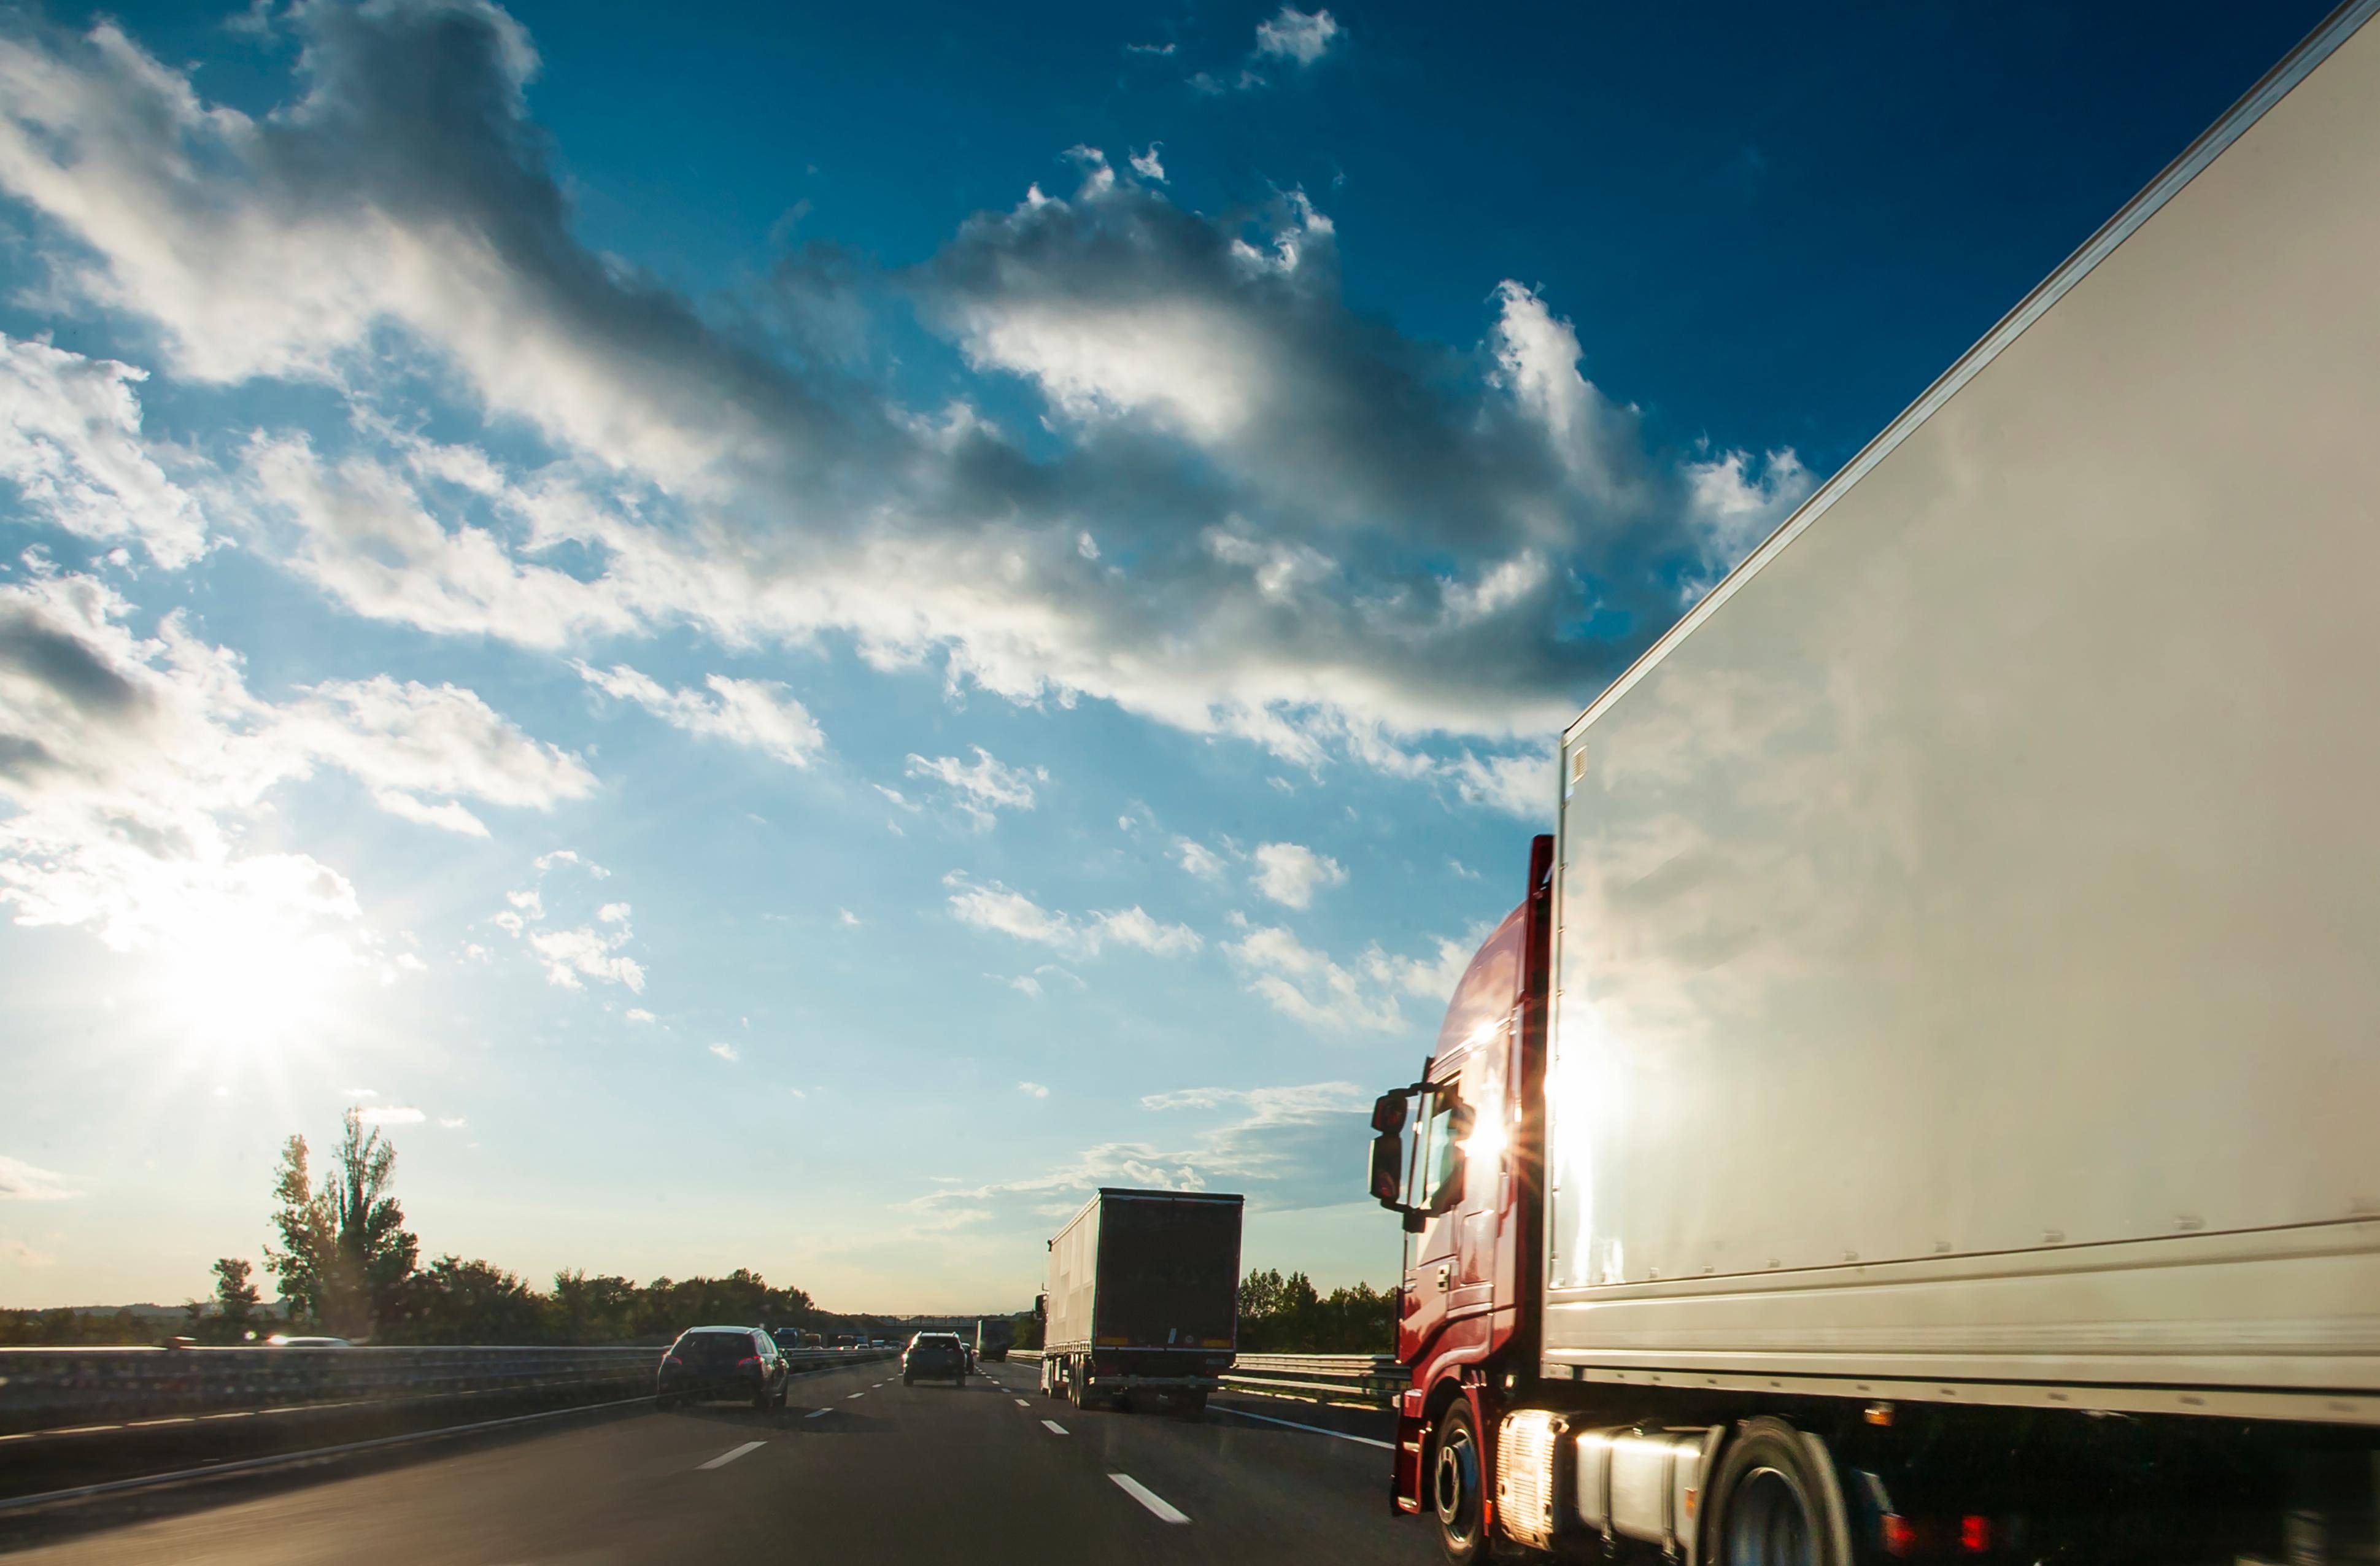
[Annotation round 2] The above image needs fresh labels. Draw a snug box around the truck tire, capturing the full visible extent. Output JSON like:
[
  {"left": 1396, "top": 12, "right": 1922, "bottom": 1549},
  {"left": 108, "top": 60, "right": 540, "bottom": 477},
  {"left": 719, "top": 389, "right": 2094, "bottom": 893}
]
[
  {"left": 1431, "top": 1400, "right": 1491, "bottom": 1565},
  {"left": 1702, "top": 1417, "right": 1853, "bottom": 1566}
]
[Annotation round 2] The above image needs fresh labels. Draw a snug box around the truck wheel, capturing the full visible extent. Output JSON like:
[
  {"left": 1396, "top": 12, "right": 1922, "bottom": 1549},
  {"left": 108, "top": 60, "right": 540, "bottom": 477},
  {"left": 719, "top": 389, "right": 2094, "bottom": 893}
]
[
  {"left": 1702, "top": 1417, "right": 1853, "bottom": 1566},
  {"left": 1431, "top": 1401, "right": 1491, "bottom": 1565}
]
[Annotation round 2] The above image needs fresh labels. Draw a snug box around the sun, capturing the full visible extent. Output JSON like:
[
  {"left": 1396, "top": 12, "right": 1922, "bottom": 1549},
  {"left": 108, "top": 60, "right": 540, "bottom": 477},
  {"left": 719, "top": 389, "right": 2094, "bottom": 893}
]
[{"left": 148, "top": 898, "right": 361, "bottom": 1061}]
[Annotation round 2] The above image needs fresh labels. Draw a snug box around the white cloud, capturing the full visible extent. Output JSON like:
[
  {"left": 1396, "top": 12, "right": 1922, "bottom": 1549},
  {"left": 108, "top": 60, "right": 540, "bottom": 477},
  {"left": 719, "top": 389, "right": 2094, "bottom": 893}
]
[
  {"left": 597, "top": 902, "right": 630, "bottom": 923},
  {"left": 0, "top": 335, "right": 205, "bottom": 566},
  {"left": 624, "top": 1007, "right": 656, "bottom": 1023},
  {"left": 903, "top": 746, "right": 1046, "bottom": 824},
  {"left": 943, "top": 872, "right": 1200, "bottom": 959},
  {"left": 527, "top": 925, "right": 646, "bottom": 992},
  {"left": 1680, "top": 446, "right": 1812, "bottom": 601},
  {"left": 1224, "top": 920, "right": 1473, "bottom": 1033},
  {"left": 0, "top": 571, "right": 579, "bottom": 957},
  {"left": 708, "top": 1042, "right": 738, "bottom": 1062},
  {"left": 1253, "top": 7, "right": 1342, "bottom": 67},
  {"left": 285, "top": 674, "right": 595, "bottom": 835},
  {"left": 1450, "top": 746, "right": 1555, "bottom": 822},
  {"left": 576, "top": 662, "right": 824, "bottom": 768},
  {"left": 836, "top": 908, "right": 860, "bottom": 927},
  {"left": 0, "top": 6, "right": 1806, "bottom": 813},
  {"left": 437, "top": 1116, "right": 467, "bottom": 1129},
  {"left": 1129, "top": 144, "right": 1165, "bottom": 182},
  {"left": 1017, "top": 1081, "right": 1049, "bottom": 1098},
  {"left": 1250, "top": 841, "right": 1346, "bottom": 908},
  {"left": 1175, "top": 838, "right": 1227, "bottom": 881},
  {"left": 1140, "top": 1080, "right": 1366, "bottom": 1124},
  {"left": 0, "top": 1153, "right": 81, "bottom": 1200},
  {"left": 355, "top": 1105, "right": 425, "bottom": 1125}
]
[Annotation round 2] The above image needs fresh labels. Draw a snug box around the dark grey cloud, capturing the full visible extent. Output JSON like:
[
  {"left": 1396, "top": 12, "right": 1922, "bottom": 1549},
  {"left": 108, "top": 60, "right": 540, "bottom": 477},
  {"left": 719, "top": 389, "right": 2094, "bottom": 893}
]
[{"left": 0, "top": 1, "right": 1811, "bottom": 769}]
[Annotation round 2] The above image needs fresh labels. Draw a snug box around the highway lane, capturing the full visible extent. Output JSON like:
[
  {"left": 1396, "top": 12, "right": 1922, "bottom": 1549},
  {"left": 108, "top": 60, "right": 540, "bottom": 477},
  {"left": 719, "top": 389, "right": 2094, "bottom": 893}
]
[{"left": 0, "top": 1356, "right": 1439, "bottom": 1565}]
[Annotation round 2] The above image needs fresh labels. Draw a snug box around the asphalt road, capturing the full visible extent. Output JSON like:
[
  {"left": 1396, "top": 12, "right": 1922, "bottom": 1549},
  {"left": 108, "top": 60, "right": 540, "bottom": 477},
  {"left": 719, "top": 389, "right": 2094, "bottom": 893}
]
[{"left": 0, "top": 1358, "right": 1439, "bottom": 1565}]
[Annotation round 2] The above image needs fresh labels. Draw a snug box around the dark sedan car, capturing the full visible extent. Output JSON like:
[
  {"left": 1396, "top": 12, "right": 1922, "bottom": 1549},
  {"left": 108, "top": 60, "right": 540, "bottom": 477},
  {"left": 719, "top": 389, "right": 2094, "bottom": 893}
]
[
  {"left": 656, "top": 1326, "right": 787, "bottom": 1411},
  {"left": 902, "top": 1332, "right": 967, "bottom": 1386}
]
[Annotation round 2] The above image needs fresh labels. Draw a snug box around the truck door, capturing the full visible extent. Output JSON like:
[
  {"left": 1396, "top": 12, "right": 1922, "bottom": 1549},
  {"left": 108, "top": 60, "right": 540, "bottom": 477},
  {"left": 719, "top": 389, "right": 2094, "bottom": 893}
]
[
  {"left": 1401, "top": 1065, "right": 1470, "bottom": 1349},
  {"left": 1449, "top": 1031, "right": 1509, "bottom": 1314}
]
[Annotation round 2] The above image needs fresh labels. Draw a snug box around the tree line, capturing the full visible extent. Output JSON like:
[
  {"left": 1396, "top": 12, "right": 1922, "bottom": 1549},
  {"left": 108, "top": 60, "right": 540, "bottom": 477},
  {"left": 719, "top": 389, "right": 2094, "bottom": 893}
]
[
  {"left": 4, "top": 1112, "right": 945, "bottom": 1348},
  {"left": 2, "top": 1116, "right": 1393, "bottom": 1352},
  {"left": 1235, "top": 1268, "right": 1394, "bottom": 1352}
]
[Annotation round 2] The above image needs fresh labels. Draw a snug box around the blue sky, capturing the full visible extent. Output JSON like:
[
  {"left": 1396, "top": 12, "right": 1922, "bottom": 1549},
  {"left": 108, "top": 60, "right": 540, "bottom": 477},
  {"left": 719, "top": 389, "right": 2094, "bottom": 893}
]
[{"left": 0, "top": 0, "right": 2332, "bottom": 1313}]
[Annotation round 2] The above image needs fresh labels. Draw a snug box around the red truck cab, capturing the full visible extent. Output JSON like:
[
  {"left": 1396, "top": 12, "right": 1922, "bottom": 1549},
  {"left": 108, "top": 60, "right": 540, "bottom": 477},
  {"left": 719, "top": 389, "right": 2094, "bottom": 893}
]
[{"left": 1374, "top": 834, "right": 1553, "bottom": 1557}]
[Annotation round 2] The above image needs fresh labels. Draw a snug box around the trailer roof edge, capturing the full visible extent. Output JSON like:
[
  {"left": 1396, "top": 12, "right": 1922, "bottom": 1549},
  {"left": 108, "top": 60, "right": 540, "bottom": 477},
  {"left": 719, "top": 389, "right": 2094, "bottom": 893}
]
[{"left": 1561, "top": 0, "right": 2380, "bottom": 752}]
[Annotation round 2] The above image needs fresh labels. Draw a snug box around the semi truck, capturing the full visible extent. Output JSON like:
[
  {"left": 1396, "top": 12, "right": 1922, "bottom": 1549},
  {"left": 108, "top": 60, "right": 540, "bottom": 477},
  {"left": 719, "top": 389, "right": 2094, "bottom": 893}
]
[
  {"left": 974, "top": 1316, "right": 1015, "bottom": 1363},
  {"left": 1365, "top": 6, "right": 2380, "bottom": 1564},
  {"left": 1039, "top": 1187, "right": 1243, "bottom": 1416}
]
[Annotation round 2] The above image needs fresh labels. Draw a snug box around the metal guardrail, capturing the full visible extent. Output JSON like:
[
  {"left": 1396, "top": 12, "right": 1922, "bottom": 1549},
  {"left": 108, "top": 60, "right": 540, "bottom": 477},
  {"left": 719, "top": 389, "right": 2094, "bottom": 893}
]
[
  {"left": 0, "top": 1344, "right": 893, "bottom": 1437},
  {"left": 1010, "top": 1349, "right": 1398, "bottom": 1408}
]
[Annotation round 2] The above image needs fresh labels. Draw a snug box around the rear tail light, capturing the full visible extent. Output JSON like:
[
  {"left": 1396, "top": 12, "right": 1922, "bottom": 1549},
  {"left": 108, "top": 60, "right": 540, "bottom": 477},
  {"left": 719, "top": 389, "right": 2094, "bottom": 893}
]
[
  {"left": 736, "top": 1355, "right": 761, "bottom": 1370},
  {"left": 1882, "top": 1515, "right": 1918, "bottom": 1557},
  {"left": 1960, "top": 1516, "right": 1993, "bottom": 1554}
]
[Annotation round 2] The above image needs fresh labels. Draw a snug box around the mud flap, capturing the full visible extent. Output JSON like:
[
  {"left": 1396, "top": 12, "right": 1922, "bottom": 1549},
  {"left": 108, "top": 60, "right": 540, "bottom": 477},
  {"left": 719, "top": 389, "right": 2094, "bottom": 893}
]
[{"left": 1395, "top": 1389, "right": 1427, "bottom": 1514}]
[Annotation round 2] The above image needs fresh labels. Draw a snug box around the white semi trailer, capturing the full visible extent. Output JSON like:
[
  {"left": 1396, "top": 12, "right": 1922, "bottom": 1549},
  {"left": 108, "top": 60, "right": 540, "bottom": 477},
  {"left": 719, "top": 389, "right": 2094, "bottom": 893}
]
[{"left": 1364, "top": 3, "right": 2380, "bottom": 1562}]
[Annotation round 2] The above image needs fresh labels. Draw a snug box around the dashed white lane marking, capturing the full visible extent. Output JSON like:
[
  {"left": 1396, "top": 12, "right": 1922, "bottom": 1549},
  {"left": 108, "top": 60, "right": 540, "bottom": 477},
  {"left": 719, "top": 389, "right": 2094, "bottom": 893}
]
[
  {"left": 1211, "top": 1404, "right": 1396, "bottom": 1450},
  {"left": 805, "top": 1408, "right": 831, "bottom": 1419},
  {"left": 1014, "top": 1398, "right": 1031, "bottom": 1407},
  {"left": 1040, "top": 1419, "right": 1069, "bottom": 1436},
  {"left": 1110, "top": 1473, "right": 1191, "bottom": 1524},
  {"left": 697, "top": 1440, "right": 766, "bottom": 1470},
  {"left": 846, "top": 1392, "right": 865, "bottom": 1399}
]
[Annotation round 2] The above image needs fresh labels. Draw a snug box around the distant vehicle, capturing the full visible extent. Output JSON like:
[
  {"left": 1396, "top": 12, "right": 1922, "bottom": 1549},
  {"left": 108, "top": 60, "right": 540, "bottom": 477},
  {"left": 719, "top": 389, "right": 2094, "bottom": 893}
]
[
  {"left": 655, "top": 1326, "right": 787, "bottom": 1412},
  {"left": 833, "top": 1333, "right": 858, "bottom": 1349},
  {"left": 1041, "top": 1187, "right": 1242, "bottom": 1417},
  {"left": 902, "top": 1332, "right": 967, "bottom": 1386},
  {"left": 263, "top": 1335, "right": 352, "bottom": 1348},
  {"left": 973, "top": 1317, "right": 1014, "bottom": 1362},
  {"left": 799, "top": 1331, "right": 824, "bottom": 1349}
]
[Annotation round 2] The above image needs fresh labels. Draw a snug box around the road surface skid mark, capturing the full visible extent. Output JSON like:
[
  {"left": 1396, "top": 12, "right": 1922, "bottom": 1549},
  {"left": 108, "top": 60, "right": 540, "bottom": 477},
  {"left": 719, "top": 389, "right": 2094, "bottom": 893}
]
[
  {"left": 1110, "top": 1473, "right": 1190, "bottom": 1524},
  {"left": 1041, "top": 1420, "right": 1068, "bottom": 1436},
  {"left": 697, "top": 1441, "right": 765, "bottom": 1470}
]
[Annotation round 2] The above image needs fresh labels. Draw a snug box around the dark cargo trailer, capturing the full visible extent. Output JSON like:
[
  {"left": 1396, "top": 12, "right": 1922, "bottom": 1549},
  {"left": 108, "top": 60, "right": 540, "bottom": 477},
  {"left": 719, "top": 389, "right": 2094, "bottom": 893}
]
[{"left": 1038, "top": 1187, "right": 1242, "bottom": 1417}]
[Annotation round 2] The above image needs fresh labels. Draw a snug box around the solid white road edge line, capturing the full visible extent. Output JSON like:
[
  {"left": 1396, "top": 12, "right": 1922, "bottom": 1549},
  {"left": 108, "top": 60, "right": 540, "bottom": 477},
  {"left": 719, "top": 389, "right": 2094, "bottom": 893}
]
[
  {"left": 1040, "top": 1419, "right": 1069, "bottom": 1435},
  {"left": 1210, "top": 1404, "right": 1395, "bottom": 1450},
  {"left": 697, "top": 1441, "right": 766, "bottom": 1470},
  {"left": 1110, "top": 1472, "right": 1191, "bottom": 1524}
]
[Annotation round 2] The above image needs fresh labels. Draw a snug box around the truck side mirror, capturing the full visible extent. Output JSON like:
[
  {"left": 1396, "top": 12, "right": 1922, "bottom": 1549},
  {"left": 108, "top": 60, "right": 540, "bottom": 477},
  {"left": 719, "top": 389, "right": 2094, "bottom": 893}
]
[
  {"left": 1368, "top": 1130, "right": 1406, "bottom": 1206},
  {"left": 1370, "top": 1090, "right": 1410, "bottom": 1135}
]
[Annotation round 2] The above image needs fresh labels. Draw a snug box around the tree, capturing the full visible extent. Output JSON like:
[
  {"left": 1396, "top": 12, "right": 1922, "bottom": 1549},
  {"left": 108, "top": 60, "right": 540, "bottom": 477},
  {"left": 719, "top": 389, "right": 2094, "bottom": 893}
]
[
  {"left": 263, "top": 1111, "right": 419, "bottom": 1338},
  {"left": 396, "top": 1256, "right": 543, "bottom": 1344},
  {"left": 213, "top": 1257, "right": 261, "bottom": 1332}
]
